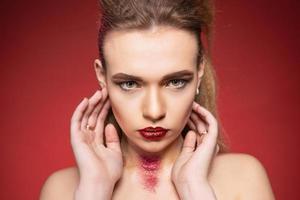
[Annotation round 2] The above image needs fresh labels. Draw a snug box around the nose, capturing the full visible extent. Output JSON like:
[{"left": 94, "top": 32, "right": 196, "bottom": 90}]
[{"left": 142, "top": 87, "right": 166, "bottom": 123}]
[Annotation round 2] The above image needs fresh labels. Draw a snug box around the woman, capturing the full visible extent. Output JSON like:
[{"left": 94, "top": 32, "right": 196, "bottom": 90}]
[{"left": 40, "top": 0, "right": 275, "bottom": 199}]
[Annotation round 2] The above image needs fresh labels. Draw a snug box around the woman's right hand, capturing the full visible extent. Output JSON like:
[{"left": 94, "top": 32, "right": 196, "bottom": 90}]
[{"left": 70, "top": 88, "right": 123, "bottom": 198}]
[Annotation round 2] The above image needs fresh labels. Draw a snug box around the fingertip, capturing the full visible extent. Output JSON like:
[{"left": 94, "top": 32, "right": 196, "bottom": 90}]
[
  {"left": 80, "top": 97, "right": 89, "bottom": 110},
  {"left": 81, "top": 97, "right": 88, "bottom": 105},
  {"left": 105, "top": 123, "right": 118, "bottom": 140},
  {"left": 105, "top": 123, "right": 113, "bottom": 130},
  {"left": 105, "top": 123, "right": 121, "bottom": 151},
  {"left": 95, "top": 90, "right": 103, "bottom": 99},
  {"left": 181, "top": 131, "right": 197, "bottom": 154},
  {"left": 72, "top": 98, "right": 88, "bottom": 118},
  {"left": 215, "top": 144, "right": 220, "bottom": 154},
  {"left": 183, "top": 130, "right": 197, "bottom": 150},
  {"left": 187, "top": 119, "right": 196, "bottom": 131},
  {"left": 186, "top": 130, "right": 197, "bottom": 141},
  {"left": 192, "top": 101, "right": 197, "bottom": 108},
  {"left": 192, "top": 101, "right": 202, "bottom": 111},
  {"left": 197, "top": 105, "right": 209, "bottom": 113}
]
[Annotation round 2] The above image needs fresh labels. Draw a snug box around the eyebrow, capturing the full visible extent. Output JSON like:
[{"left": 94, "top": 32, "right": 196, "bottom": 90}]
[{"left": 111, "top": 70, "right": 194, "bottom": 82}]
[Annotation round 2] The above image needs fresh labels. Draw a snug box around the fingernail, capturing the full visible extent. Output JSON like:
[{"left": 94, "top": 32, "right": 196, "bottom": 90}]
[{"left": 81, "top": 97, "right": 87, "bottom": 104}]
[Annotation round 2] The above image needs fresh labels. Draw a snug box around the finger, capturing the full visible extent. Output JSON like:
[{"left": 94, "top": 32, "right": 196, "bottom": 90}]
[
  {"left": 189, "top": 111, "right": 207, "bottom": 148},
  {"left": 71, "top": 98, "right": 88, "bottom": 130},
  {"left": 196, "top": 133, "right": 201, "bottom": 147},
  {"left": 181, "top": 130, "right": 197, "bottom": 154},
  {"left": 190, "top": 112, "right": 208, "bottom": 147},
  {"left": 214, "top": 144, "right": 220, "bottom": 156},
  {"left": 70, "top": 98, "right": 89, "bottom": 142},
  {"left": 192, "top": 102, "right": 218, "bottom": 160},
  {"left": 187, "top": 118, "right": 196, "bottom": 131},
  {"left": 190, "top": 112, "right": 207, "bottom": 133},
  {"left": 87, "top": 88, "right": 108, "bottom": 128},
  {"left": 192, "top": 103, "right": 218, "bottom": 152},
  {"left": 94, "top": 98, "right": 111, "bottom": 144},
  {"left": 81, "top": 90, "right": 102, "bottom": 130},
  {"left": 104, "top": 124, "right": 121, "bottom": 152},
  {"left": 192, "top": 102, "right": 218, "bottom": 139}
]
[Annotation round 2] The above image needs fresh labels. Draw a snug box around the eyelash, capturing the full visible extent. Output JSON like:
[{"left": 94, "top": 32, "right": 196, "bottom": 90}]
[
  {"left": 118, "top": 79, "right": 189, "bottom": 91},
  {"left": 119, "top": 81, "right": 137, "bottom": 90}
]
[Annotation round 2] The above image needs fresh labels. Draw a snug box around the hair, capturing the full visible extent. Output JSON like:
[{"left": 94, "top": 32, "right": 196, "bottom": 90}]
[{"left": 96, "top": 0, "right": 229, "bottom": 152}]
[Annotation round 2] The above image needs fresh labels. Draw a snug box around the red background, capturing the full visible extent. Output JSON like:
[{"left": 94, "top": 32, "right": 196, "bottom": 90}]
[{"left": 1, "top": 0, "right": 299, "bottom": 199}]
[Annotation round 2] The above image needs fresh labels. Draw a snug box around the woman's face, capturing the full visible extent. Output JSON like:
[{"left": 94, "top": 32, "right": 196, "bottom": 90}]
[{"left": 95, "top": 26, "right": 203, "bottom": 153}]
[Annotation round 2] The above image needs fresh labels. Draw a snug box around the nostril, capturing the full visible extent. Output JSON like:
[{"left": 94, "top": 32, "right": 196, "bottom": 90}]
[
  {"left": 143, "top": 112, "right": 166, "bottom": 123},
  {"left": 142, "top": 90, "right": 166, "bottom": 122}
]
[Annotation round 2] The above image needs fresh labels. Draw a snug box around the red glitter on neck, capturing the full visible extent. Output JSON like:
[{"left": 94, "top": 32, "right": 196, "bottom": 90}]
[{"left": 138, "top": 155, "right": 161, "bottom": 192}]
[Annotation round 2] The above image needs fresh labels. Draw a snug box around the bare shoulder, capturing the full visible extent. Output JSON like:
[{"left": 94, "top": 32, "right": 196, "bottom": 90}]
[
  {"left": 212, "top": 152, "right": 267, "bottom": 172},
  {"left": 209, "top": 153, "right": 275, "bottom": 200},
  {"left": 39, "top": 166, "right": 79, "bottom": 200}
]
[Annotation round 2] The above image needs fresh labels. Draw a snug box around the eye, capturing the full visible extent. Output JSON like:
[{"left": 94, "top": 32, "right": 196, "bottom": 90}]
[
  {"left": 119, "top": 81, "right": 138, "bottom": 90},
  {"left": 167, "top": 79, "right": 187, "bottom": 89}
]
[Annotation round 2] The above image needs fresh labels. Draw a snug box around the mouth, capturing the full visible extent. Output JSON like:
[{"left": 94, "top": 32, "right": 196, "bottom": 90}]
[{"left": 138, "top": 127, "right": 169, "bottom": 141}]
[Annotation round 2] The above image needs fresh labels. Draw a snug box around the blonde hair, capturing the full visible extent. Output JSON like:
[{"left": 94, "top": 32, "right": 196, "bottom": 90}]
[{"left": 97, "top": 0, "right": 229, "bottom": 152}]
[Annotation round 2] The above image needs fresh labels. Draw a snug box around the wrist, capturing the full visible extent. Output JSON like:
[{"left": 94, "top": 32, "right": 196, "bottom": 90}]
[{"left": 175, "top": 181, "right": 217, "bottom": 200}]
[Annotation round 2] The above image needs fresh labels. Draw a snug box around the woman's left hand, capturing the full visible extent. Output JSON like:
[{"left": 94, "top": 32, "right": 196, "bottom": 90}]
[{"left": 171, "top": 101, "right": 219, "bottom": 199}]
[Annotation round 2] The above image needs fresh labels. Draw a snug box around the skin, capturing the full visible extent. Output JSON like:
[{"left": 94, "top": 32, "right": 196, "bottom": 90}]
[
  {"left": 138, "top": 155, "right": 161, "bottom": 192},
  {"left": 94, "top": 25, "right": 214, "bottom": 193},
  {"left": 39, "top": 26, "right": 276, "bottom": 200},
  {"left": 98, "top": 26, "right": 202, "bottom": 157}
]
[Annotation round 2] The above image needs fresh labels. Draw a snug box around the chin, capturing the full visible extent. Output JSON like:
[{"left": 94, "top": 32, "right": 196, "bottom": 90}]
[{"left": 128, "top": 135, "right": 179, "bottom": 155}]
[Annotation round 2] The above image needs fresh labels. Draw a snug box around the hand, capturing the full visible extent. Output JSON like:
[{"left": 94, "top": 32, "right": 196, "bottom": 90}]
[
  {"left": 70, "top": 88, "right": 123, "bottom": 189},
  {"left": 171, "top": 101, "right": 219, "bottom": 198}
]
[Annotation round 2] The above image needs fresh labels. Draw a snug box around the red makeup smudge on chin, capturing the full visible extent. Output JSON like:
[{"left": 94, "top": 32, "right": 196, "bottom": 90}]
[{"left": 138, "top": 155, "right": 161, "bottom": 192}]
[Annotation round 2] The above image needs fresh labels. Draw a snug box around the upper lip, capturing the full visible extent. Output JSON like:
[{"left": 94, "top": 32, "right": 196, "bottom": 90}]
[{"left": 138, "top": 126, "right": 168, "bottom": 132}]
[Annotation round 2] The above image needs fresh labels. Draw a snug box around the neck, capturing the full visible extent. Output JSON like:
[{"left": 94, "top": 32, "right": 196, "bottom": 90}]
[{"left": 121, "top": 135, "right": 184, "bottom": 192}]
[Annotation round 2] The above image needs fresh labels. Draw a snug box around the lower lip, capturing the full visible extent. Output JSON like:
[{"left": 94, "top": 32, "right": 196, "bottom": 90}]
[{"left": 139, "top": 130, "right": 167, "bottom": 141}]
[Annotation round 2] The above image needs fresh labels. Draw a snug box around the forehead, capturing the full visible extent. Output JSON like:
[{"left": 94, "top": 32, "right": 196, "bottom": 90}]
[{"left": 103, "top": 26, "right": 198, "bottom": 75}]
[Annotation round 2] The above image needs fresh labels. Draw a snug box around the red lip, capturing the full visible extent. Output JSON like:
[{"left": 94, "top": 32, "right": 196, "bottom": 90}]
[{"left": 138, "top": 127, "right": 168, "bottom": 141}]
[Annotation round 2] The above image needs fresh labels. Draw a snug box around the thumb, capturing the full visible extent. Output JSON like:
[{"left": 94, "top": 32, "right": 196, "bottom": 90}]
[
  {"left": 104, "top": 123, "right": 121, "bottom": 152},
  {"left": 181, "top": 130, "right": 197, "bottom": 154}
]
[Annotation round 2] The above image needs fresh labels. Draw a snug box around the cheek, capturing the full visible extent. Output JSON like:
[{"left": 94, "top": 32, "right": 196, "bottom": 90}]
[
  {"left": 108, "top": 89, "right": 139, "bottom": 132},
  {"left": 166, "top": 90, "right": 194, "bottom": 127}
]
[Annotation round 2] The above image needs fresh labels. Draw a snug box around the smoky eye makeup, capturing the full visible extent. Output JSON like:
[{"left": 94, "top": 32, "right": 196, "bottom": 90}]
[
  {"left": 165, "top": 78, "right": 192, "bottom": 89},
  {"left": 163, "top": 74, "right": 194, "bottom": 88},
  {"left": 111, "top": 70, "right": 195, "bottom": 92},
  {"left": 116, "top": 80, "right": 140, "bottom": 90},
  {"left": 113, "top": 77, "right": 193, "bottom": 91}
]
